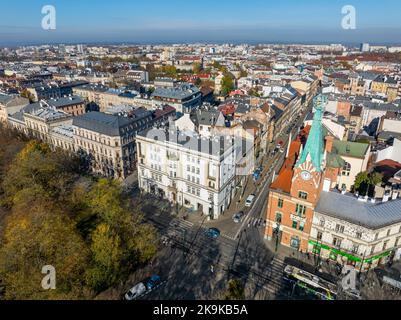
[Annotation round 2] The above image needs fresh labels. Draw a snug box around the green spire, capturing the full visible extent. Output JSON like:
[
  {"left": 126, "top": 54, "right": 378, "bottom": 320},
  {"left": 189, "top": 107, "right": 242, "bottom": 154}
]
[{"left": 296, "top": 94, "right": 327, "bottom": 172}]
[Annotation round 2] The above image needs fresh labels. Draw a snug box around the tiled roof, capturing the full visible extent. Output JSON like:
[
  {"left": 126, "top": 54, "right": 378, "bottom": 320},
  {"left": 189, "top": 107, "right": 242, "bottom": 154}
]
[{"left": 270, "top": 126, "right": 311, "bottom": 193}]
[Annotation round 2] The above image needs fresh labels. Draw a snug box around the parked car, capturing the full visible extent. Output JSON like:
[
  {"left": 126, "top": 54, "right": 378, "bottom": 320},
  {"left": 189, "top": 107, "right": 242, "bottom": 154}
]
[
  {"left": 253, "top": 169, "right": 261, "bottom": 181},
  {"left": 144, "top": 275, "right": 162, "bottom": 290},
  {"left": 233, "top": 211, "right": 245, "bottom": 223},
  {"left": 125, "top": 282, "right": 147, "bottom": 300},
  {"left": 245, "top": 194, "right": 256, "bottom": 207},
  {"left": 205, "top": 228, "right": 221, "bottom": 239}
]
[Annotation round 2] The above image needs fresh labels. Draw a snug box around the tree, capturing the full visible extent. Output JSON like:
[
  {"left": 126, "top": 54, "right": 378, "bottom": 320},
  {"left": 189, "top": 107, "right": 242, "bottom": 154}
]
[
  {"left": 193, "top": 62, "right": 203, "bottom": 74},
  {"left": 354, "top": 171, "right": 383, "bottom": 196},
  {"left": 2, "top": 141, "right": 79, "bottom": 208},
  {"left": 20, "top": 89, "right": 35, "bottom": 103},
  {"left": 221, "top": 74, "right": 234, "bottom": 96},
  {"left": 359, "top": 271, "right": 401, "bottom": 300},
  {"left": 160, "top": 65, "right": 178, "bottom": 78},
  {"left": 0, "top": 203, "right": 90, "bottom": 300},
  {"left": 81, "top": 179, "right": 158, "bottom": 291},
  {"left": 85, "top": 224, "right": 123, "bottom": 292},
  {"left": 224, "top": 279, "right": 245, "bottom": 300}
]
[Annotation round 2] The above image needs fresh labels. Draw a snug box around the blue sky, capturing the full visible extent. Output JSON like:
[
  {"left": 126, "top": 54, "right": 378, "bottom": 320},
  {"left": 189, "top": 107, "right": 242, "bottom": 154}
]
[{"left": 1, "top": 0, "right": 401, "bottom": 45}]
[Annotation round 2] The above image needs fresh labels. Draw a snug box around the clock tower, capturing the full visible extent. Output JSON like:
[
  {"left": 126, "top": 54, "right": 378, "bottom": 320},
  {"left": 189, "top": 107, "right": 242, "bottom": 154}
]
[
  {"left": 265, "top": 94, "right": 336, "bottom": 252},
  {"left": 291, "top": 95, "right": 327, "bottom": 205}
]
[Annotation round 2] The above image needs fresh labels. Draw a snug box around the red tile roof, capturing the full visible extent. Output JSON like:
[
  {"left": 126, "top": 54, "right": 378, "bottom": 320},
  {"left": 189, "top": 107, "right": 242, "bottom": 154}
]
[{"left": 270, "top": 126, "right": 311, "bottom": 193}]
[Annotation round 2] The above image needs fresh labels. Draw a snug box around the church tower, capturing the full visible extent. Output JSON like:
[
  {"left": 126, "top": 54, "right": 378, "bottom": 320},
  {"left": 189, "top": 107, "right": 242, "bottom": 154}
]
[{"left": 291, "top": 94, "right": 327, "bottom": 205}]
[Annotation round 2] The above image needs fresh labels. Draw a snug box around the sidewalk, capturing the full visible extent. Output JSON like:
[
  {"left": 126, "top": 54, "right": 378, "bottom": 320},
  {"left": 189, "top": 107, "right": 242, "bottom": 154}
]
[{"left": 264, "top": 238, "right": 341, "bottom": 283}]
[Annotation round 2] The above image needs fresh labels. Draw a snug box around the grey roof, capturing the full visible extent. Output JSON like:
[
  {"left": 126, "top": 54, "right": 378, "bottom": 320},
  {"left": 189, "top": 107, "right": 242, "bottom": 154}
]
[
  {"left": 192, "top": 109, "right": 220, "bottom": 126},
  {"left": 47, "top": 96, "right": 84, "bottom": 108},
  {"left": 0, "top": 94, "right": 13, "bottom": 104},
  {"left": 137, "top": 128, "right": 234, "bottom": 157},
  {"left": 316, "top": 191, "right": 401, "bottom": 229},
  {"left": 72, "top": 111, "right": 150, "bottom": 136},
  {"left": 361, "top": 102, "right": 400, "bottom": 112},
  {"left": 152, "top": 83, "right": 200, "bottom": 100}
]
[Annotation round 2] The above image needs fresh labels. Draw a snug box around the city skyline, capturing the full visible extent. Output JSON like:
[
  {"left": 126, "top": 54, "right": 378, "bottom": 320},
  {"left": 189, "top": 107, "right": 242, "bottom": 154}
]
[{"left": 1, "top": 0, "right": 401, "bottom": 46}]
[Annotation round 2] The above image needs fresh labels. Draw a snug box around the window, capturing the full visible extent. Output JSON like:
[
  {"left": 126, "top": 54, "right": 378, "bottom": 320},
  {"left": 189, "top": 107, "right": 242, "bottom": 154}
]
[
  {"left": 298, "top": 191, "right": 308, "bottom": 200},
  {"left": 335, "top": 224, "right": 345, "bottom": 234},
  {"left": 278, "top": 199, "right": 284, "bottom": 208},
  {"left": 383, "top": 241, "right": 389, "bottom": 250},
  {"left": 292, "top": 221, "right": 298, "bottom": 229},
  {"left": 319, "top": 219, "right": 325, "bottom": 227},
  {"left": 352, "top": 244, "right": 359, "bottom": 254},
  {"left": 290, "top": 236, "right": 300, "bottom": 249},
  {"left": 275, "top": 212, "right": 282, "bottom": 223},
  {"left": 387, "top": 229, "right": 391, "bottom": 237},
  {"left": 299, "top": 222, "right": 305, "bottom": 232},
  {"left": 333, "top": 237, "right": 342, "bottom": 247},
  {"left": 342, "top": 162, "right": 351, "bottom": 176},
  {"left": 356, "top": 232, "right": 362, "bottom": 239},
  {"left": 295, "top": 204, "right": 306, "bottom": 217},
  {"left": 317, "top": 231, "right": 323, "bottom": 241}
]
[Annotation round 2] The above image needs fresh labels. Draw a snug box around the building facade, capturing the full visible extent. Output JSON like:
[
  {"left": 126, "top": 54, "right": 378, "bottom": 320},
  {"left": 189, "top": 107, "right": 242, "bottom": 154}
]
[{"left": 136, "top": 128, "right": 237, "bottom": 219}]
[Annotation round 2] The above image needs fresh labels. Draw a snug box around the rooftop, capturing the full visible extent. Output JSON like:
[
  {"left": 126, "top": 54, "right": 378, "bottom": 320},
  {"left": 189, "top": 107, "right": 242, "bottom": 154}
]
[
  {"left": 152, "top": 83, "right": 200, "bottom": 100},
  {"left": 331, "top": 140, "right": 370, "bottom": 159},
  {"left": 316, "top": 191, "right": 401, "bottom": 229},
  {"left": 72, "top": 111, "right": 150, "bottom": 136}
]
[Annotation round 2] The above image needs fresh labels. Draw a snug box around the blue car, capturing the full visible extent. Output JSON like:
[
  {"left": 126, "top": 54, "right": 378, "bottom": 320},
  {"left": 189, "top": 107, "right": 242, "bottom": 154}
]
[
  {"left": 205, "top": 228, "right": 221, "bottom": 239},
  {"left": 253, "top": 167, "right": 262, "bottom": 181},
  {"left": 144, "top": 275, "right": 162, "bottom": 291}
]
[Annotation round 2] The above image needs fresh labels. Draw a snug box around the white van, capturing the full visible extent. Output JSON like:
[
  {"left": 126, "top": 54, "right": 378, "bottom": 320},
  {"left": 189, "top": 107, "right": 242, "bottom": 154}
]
[{"left": 245, "top": 194, "right": 255, "bottom": 207}]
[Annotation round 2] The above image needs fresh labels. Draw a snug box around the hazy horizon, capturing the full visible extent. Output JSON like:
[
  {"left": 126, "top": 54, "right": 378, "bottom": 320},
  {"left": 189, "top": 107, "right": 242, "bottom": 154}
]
[{"left": 1, "top": 0, "right": 401, "bottom": 47}]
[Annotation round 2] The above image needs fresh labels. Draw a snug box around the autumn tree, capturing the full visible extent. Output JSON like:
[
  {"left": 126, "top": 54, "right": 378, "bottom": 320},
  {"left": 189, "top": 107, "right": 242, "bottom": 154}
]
[
  {"left": 81, "top": 179, "right": 158, "bottom": 292},
  {"left": 1, "top": 141, "right": 79, "bottom": 208},
  {"left": 0, "top": 202, "right": 90, "bottom": 300},
  {"left": 193, "top": 62, "right": 203, "bottom": 74},
  {"left": 224, "top": 279, "right": 245, "bottom": 300},
  {"left": 85, "top": 224, "right": 123, "bottom": 292}
]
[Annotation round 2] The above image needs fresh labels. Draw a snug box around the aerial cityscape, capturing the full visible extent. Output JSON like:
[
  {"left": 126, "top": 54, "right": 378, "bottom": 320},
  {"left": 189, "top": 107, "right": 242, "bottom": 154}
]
[{"left": 1, "top": 0, "right": 401, "bottom": 307}]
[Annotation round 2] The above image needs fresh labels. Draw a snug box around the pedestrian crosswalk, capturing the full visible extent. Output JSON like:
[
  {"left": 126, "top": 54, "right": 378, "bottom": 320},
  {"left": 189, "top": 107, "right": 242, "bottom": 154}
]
[
  {"left": 221, "top": 232, "right": 237, "bottom": 241},
  {"left": 260, "top": 257, "right": 286, "bottom": 295},
  {"left": 169, "top": 218, "right": 194, "bottom": 229},
  {"left": 246, "top": 217, "right": 265, "bottom": 228}
]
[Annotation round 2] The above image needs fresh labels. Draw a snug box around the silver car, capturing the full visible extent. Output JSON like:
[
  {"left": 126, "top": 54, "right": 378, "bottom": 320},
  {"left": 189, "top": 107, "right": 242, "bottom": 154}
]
[{"left": 124, "top": 282, "right": 147, "bottom": 300}]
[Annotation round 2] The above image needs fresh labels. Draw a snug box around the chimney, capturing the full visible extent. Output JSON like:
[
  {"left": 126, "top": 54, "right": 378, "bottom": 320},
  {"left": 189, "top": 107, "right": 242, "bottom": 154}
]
[
  {"left": 325, "top": 136, "right": 334, "bottom": 153},
  {"left": 383, "top": 190, "right": 391, "bottom": 203}
]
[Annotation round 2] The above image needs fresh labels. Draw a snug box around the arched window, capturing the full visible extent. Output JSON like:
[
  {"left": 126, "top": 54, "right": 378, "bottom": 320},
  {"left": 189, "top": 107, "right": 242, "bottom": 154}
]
[{"left": 342, "top": 162, "right": 351, "bottom": 176}]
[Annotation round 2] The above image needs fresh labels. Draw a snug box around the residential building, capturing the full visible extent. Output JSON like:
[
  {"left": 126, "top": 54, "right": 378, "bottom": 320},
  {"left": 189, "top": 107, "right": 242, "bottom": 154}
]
[
  {"left": 0, "top": 94, "right": 29, "bottom": 122},
  {"left": 151, "top": 83, "right": 202, "bottom": 114},
  {"left": 310, "top": 190, "right": 401, "bottom": 270},
  {"left": 136, "top": 128, "right": 237, "bottom": 219}
]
